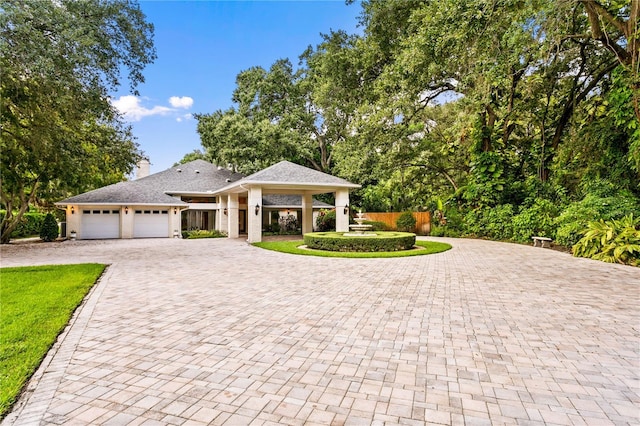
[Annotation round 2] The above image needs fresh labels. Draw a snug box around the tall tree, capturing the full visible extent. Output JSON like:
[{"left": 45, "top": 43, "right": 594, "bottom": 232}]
[
  {"left": 196, "top": 60, "right": 311, "bottom": 174},
  {"left": 0, "top": 0, "right": 156, "bottom": 243},
  {"left": 348, "top": 0, "right": 636, "bottom": 208}
]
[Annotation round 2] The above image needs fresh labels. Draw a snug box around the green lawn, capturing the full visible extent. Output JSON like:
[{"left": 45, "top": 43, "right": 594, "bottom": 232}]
[
  {"left": 0, "top": 263, "right": 106, "bottom": 417},
  {"left": 253, "top": 239, "right": 452, "bottom": 258}
]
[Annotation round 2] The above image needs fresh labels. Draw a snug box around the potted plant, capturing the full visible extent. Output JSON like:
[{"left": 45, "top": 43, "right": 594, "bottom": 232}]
[{"left": 69, "top": 230, "right": 77, "bottom": 240}]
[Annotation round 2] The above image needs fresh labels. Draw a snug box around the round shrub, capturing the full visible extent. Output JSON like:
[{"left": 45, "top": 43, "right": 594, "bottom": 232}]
[
  {"left": 396, "top": 212, "right": 416, "bottom": 232},
  {"left": 39, "top": 213, "right": 59, "bottom": 242},
  {"left": 304, "top": 231, "right": 416, "bottom": 252}
]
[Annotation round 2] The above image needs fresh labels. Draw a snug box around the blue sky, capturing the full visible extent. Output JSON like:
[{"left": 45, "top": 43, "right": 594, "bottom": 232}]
[{"left": 111, "top": 1, "right": 363, "bottom": 174}]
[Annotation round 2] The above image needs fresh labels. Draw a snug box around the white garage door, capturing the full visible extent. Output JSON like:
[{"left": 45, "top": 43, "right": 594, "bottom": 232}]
[
  {"left": 133, "top": 209, "right": 170, "bottom": 238},
  {"left": 81, "top": 209, "right": 120, "bottom": 239}
]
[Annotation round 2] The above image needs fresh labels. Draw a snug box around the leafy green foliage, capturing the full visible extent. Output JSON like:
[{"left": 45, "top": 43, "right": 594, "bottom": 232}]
[
  {"left": 555, "top": 183, "right": 640, "bottom": 247},
  {"left": 0, "top": 264, "right": 105, "bottom": 416},
  {"left": 463, "top": 205, "right": 515, "bottom": 241},
  {"left": 511, "top": 199, "right": 560, "bottom": 243},
  {"left": 573, "top": 215, "right": 640, "bottom": 266},
  {"left": 396, "top": 212, "right": 417, "bottom": 232},
  {"left": 315, "top": 209, "right": 336, "bottom": 232},
  {"left": 304, "top": 231, "right": 416, "bottom": 252},
  {"left": 183, "top": 230, "right": 227, "bottom": 239},
  {"left": 0, "top": 211, "right": 45, "bottom": 239},
  {"left": 39, "top": 213, "right": 59, "bottom": 242},
  {"left": 1, "top": 0, "right": 155, "bottom": 243}
]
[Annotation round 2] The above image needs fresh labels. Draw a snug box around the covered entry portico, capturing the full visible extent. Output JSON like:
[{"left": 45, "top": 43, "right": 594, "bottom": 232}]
[{"left": 212, "top": 161, "right": 360, "bottom": 243}]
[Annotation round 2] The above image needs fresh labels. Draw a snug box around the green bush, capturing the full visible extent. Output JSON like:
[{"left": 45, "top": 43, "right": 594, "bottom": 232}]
[
  {"left": 430, "top": 225, "right": 461, "bottom": 238},
  {"left": 511, "top": 199, "right": 560, "bottom": 243},
  {"left": 463, "top": 205, "right": 515, "bottom": 240},
  {"left": 39, "top": 213, "right": 59, "bottom": 242},
  {"left": 0, "top": 211, "right": 47, "bottom": 239},
  {"left": 573, "top": 215, "right": 640, "bottom": 266},
  {"left": 315, "top": 209, "right": 336, "bottom": 232},
  {"left": 430, "top": 225, "right": 445, "bottom": 237},
  {"left": 396, "top": 212, "right": 416, "bottom": 232},
  {"left": 184, "top": 229, "right": 227, "bottom": 239},
  {"left": 304, "top": 232, "right": 416, "bottom": 252},
  {"left": 555, "top": 190, "right": 640, "bottom": 247}
]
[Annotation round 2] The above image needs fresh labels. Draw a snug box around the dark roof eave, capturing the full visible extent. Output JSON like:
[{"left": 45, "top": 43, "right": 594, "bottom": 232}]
[{"left": 54, "top": 201, "right": 187, "bottom": 206}]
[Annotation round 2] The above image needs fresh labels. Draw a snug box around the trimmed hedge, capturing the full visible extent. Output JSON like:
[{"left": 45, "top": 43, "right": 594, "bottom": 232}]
[
  {"left": 303, "top": 231, "right": 416, "bottom": 252},
  {"left": 0, "top": 211, "right": 47, "bottom": 238},
  {"left": 182, "top": 229, "right": 227, "bottom": 239}
]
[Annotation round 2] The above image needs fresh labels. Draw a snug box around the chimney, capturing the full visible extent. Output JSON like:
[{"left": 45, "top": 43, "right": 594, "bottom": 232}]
[{"left": 136, "top": 158, "right": 150, "bottom": 179}]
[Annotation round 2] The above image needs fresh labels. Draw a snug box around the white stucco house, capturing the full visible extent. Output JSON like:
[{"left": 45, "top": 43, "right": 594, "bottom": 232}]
[{"left": 56, "top": 159, "right": 360, "bottom": 243}]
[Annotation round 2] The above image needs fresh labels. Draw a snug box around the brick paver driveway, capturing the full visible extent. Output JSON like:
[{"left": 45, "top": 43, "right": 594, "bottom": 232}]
[{"left": 1, "top": 237, "right": 638, "bottom": 425}]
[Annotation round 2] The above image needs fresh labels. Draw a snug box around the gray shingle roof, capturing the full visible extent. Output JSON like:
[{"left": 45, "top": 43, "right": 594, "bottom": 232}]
[
  {"left": 57, "top": 160, "right": 243, "bottom": 205},
  {"left": 57, "top": 160, "right": 357, "bottom": 206},
  {"left": 242, "top": 161, "right": 358, "bottom": 186}
]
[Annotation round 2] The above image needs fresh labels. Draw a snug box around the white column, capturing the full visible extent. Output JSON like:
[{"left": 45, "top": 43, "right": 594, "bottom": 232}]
[
  {"left": 121, "top": 206, "right": 134, "bottom": 238},
  {"left": 227, "top": 193, "right": 239, "bottom": 238},
  {"left": 301, "top": 192, "right": 313, "bottom": 235},
  {"left": 170, "top": 207, "right": 181, "bottom": 237},
  {"left": 247, "top": 187, "right": 262, "bottom": 243},
  {"left": 66, "top": 205, "right": 81, "bottom": 238},
  {"left": 335, "top": 189, "right": 350, "bottom": 232},
  {"left": 218, "top": 197, "right": 228, "bottom": 233}
]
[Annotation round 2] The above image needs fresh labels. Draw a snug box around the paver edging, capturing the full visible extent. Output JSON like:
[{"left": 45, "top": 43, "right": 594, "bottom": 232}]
[{"left": 2, "top": 264, "right": 113, "bottom": 426}]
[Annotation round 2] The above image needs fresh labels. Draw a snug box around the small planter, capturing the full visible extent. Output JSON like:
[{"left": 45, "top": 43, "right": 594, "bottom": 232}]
[{"left": 69, "top": 231, "right": 77, "bottom": 240}]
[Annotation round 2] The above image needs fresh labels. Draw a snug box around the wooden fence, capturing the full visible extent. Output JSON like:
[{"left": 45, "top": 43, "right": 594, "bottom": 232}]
[{"left": 363, "top": 211, "right": 431, "bottom": 235}]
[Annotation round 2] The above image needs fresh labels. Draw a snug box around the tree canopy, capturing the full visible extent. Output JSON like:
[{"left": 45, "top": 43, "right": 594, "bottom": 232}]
[
  {"left": 196, "top": 0, "right": 638, "bottom": 212},
  {"left": 0, "top": 0, "right": 156, "bottom": 243}
]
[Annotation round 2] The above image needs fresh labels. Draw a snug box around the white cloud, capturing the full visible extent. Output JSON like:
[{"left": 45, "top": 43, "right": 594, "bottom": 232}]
[
  {"left": 111, "top": 95, "right": 173, "bottom": 122},
  {"left": 169, "top": 96, "right": 193, "bottom": 109},
  {"left": 176, "top": 113, "right": 193, "bottom": 123}
]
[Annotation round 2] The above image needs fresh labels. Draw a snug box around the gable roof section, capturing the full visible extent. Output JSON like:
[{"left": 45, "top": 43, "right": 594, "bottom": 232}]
[
  {"left": 214, "top": 161, "right": 360, "bottom": 194},
  {"left": 57, "top": 160, "right": 243, "bottom": 206},
  {"left": 244, "top": 161, "right": 356, "bottom": 186}
]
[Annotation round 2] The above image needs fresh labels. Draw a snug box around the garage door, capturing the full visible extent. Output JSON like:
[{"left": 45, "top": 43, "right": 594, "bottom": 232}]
[
  {"left": 81, "top": 209, "right": 120, "bottom": 239},
  {"left": 133, "top": 209, "right": 170, "bottom": 238}
]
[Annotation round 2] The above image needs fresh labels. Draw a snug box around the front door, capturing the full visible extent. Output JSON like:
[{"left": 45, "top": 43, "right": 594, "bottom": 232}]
[{"left": 239, "top": 210, "right": 246, "bottom": 233}]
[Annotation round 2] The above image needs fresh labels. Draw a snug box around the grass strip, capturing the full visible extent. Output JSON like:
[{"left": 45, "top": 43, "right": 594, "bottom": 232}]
[
  {"left": 253, "top": 239, "right": 452, "bottom": 258},
  {"left": 0, "top": 263, "right": 106, "bottom": 418}
]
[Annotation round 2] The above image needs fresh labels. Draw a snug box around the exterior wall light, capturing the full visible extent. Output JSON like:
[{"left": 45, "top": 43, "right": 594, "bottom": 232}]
[
  {"left": 255, "top": 203, "right": 260, "bottom": 215},
  {"left": 125, "top": 206, "right": 129, "bottom": 214},
  {"left": 174, "top": 207, "right": 177, "bottom": 215},
  {"left": 223, "top": 207, "right": 228, "bottom": 215},
  {"left": 344, "top": 204, "right": 349, "bottom": 215},
  {"left": 71, "top": 206, "right": 75, "bottom": 214}
]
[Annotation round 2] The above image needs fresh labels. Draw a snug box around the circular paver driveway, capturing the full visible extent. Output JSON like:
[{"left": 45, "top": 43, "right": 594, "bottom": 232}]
[{"left": 1, "top": 237, "right": 638, "bottom": 425}]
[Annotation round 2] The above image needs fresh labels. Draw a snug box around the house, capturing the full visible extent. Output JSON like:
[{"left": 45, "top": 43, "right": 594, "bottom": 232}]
[{"left": 56, "top": 159, "right": 360, "bottom": 242}]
